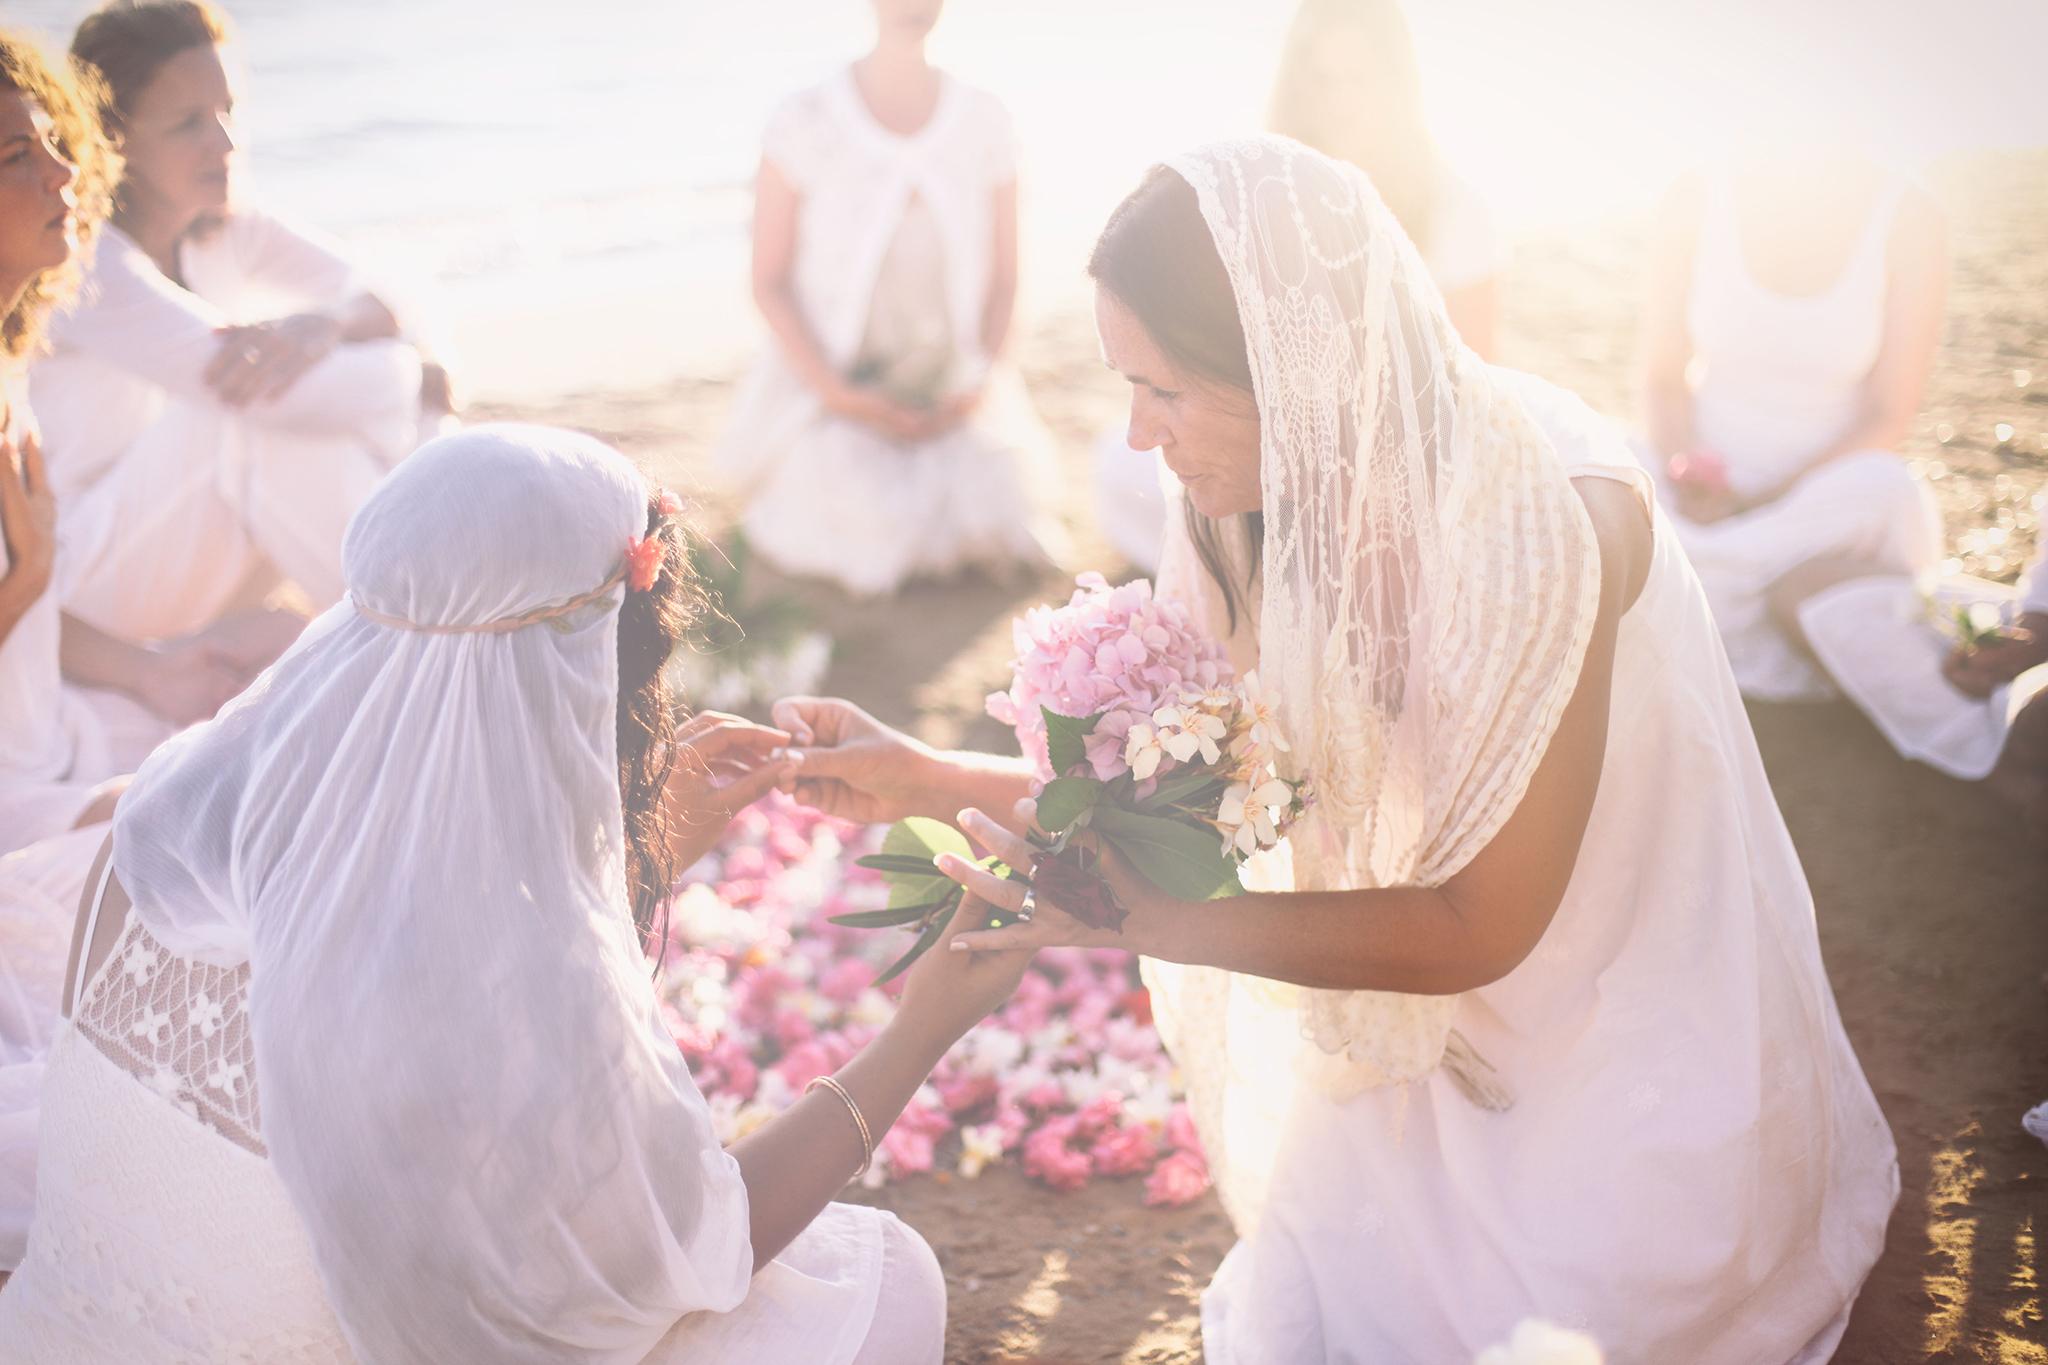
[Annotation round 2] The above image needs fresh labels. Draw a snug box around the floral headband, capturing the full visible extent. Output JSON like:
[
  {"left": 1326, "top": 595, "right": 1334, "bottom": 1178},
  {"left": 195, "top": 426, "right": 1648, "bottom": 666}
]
[{"left": 353, "top": 486, "right": 687, "bottom": 636}]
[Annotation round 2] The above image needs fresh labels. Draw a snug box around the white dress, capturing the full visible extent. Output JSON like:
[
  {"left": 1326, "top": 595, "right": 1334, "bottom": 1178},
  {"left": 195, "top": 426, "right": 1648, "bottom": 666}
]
[
  {"left": 1657, "top": 173, "right": 1941, "bottom": 699},
  {"left": 30, "top": 211, "right": 438, "bottom": 642},
  {"left": 715, "top": 69, "right": 1059, "bottom": 596},
  {"left": 0, "top": 913, "right": 943, "bottom": 1363},
  {"left": 1152, "top": 386, "right": 1897, "bottom": 1363},
  {"left": 1796, "top": 544, "right": 2048, "bottom": 779},
  {"left": 1092, "top": 170, "right": 1499, "bottom": 574},
  {"left": 0, "top": 379, "right": 167, "bottom": 853}
]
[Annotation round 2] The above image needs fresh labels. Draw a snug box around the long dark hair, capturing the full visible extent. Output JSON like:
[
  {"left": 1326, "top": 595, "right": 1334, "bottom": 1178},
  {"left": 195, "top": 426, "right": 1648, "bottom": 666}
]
[
  {"left": 1087, "top": 166, "right": 1262, "bottom": 633},
  {"left": 615, "top": 492, "right": 702, "bottom": 955}
]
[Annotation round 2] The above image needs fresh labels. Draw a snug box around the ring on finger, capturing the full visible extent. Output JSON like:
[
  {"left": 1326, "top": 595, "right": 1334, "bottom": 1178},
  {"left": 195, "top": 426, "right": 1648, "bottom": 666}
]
[{"left": 1014, "top": 884, "right": 1037, "bottom": 924}]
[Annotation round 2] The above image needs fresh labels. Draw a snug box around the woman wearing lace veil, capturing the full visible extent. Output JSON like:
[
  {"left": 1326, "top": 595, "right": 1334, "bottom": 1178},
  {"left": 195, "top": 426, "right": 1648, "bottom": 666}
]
[
  {"left": 0, "top": 424, "right": 1033, "bottom": 1359},
  {"left": 775, "top": 138, "right": 1897, "bottom": 1360}
]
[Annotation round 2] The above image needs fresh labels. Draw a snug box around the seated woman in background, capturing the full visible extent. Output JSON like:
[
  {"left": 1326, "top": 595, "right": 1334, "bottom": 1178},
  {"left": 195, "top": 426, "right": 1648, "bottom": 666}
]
[
  {"left": 0, "top": 424, "right": 1024, "bottom": 1359},
  {"left": 1094, "top": 0, "right": 1502, "bottom": 574},
  {"left": 714, "top": 0, "right": 1062, "bottom": 598},
  {"left": 0, "top": 24, "right": 251, "bottom": 1279},
  {"left": 1639, "top": 121, "right": 1948, "bottom": 699},
  {"left": 1793, "top": 535, "right": 2048, "bottom": 827},
  {"left": 31, "top": 0, "right": 451, "bottom": 674}
]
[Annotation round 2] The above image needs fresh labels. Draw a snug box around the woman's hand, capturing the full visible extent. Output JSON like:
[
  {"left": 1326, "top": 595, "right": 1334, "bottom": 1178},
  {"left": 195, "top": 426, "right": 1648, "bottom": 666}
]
[
  {"left": 664, "top": 711, "right": 797, "bottom": 870},
  {"left": 419, "top": 362, "right": 458, "bottom": 416},
  {"left": 771, "top": 696, "right": 947, "bottom": 824},
  {"left": 936, "top": 804, "right": 1169, "bottom": 956},
  {"left": 1944, "top": 616, "right": 2048, "bottom": 698},
  {"left": 820, "top": 380, "right": 929, "bottom": 443},
  {"left": 891, "top": 879, "right": 1035, "bottom": 1045},
  {"left": 133, "top": 637, "right": 249, "bottom": 725},
  {"left": 0, "top": 432, "right": 56, "bottom": 622},
  {"left": 206, "top": 312, "right": 345, "bottom": 406},
  {"left": 193, "top": 607, "right": 308, "bottom": 682}
]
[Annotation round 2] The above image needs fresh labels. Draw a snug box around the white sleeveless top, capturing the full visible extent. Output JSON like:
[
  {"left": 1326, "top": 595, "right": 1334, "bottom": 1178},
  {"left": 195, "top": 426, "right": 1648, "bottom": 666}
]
[{"left": 1686, "top": 173, "right": 1904, "bottom": 498}]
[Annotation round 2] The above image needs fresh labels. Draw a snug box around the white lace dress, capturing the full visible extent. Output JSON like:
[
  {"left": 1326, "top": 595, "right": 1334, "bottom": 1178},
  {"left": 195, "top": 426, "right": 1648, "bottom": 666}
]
[
  {"left": 0, "top": 913, "right": 941, "bottom": 1363},
  {"left": 1655, "top": 173, "right": 1942, "bottom": 699}
]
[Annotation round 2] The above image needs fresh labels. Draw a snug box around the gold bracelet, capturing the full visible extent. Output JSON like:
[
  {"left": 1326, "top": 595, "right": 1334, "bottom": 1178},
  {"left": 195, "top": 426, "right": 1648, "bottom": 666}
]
[{"left": 805, "top": 1074, "right": 872, "bottom": 1179}]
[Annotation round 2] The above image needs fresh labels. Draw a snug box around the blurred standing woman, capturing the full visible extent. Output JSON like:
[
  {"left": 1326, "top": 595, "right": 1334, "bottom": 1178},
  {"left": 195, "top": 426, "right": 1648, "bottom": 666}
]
[
  {"left": 31, "top": 0, "right": 452, "bottom": 665},
  {"left": 1640, "top": 135, "right": 1947, "bottom": 698},
  {"left": 715, "top": 0, "right": 1061, "bottom": 597}
]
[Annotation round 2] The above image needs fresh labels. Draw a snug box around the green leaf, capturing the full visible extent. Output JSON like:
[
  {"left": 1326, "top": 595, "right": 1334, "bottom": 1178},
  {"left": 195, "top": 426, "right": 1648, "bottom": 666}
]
[
  {"left": 827, "top": 896, "right": 955, "bottom": 929},
  {"left": 1042, "top": 707, "right": 1105, "bottom": 777},
  {"left": 1137, "top": 767, "right": 1228, "bottom": 813},
  {"left": 1090, "top": 805, "right": 1243, "bottom": 902},
  {"left": 1032, "top": 776, "right": 1103, "bottom": 834},
  {"left": 874, "top": 907, "right": 953, "bottom": 986},
  {"left": 855, "top": 853, "right": 961, "bottom": 877},
  {"left": 871, "top": 817, "right": 973, "bottom": 909}
]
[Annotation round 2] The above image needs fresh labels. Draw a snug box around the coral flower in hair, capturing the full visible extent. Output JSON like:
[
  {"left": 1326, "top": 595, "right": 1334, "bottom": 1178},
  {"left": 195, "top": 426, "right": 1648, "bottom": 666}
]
[
  {"left": 656, "top": 487, "right": 685, "bottom": 518},
  {"left": 625, "top": 535, "right": 665, "bottom": 593}
]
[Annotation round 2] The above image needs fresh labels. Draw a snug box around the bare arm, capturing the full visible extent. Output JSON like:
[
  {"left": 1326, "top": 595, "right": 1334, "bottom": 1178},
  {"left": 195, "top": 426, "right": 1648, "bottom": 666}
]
[
  {"left": 978, "top": 179, "right": 1020, "bottom": 363},
  {"left": 750, "top": 158, "right": 843, "bottom": 402},
  {"left": 1443, "top": 275, "right": 1500, "bottom": 362},
  {"left": 947, "top": 482, "right": 1654, "bottom": 996},
  {"left": 1640, "top": 175, "right": 1704, "bottom": 462}
]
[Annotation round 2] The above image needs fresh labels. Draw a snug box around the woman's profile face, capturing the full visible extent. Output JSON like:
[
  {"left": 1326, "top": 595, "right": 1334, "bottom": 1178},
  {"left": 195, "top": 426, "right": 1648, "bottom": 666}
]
[
  {"left": 1096, "top": 286, "right": 1263, "bottom": 520},
  {"left": 120, "top": 42, "right": 237, "bottom": 224},
  {"left": 0, "top": 91, "right": 79, "bottom": 280}
]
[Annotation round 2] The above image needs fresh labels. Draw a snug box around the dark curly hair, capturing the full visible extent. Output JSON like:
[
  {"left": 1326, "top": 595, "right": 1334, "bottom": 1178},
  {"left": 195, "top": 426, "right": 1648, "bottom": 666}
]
[
  {"left": 616, "top": 490, "right": 707, "bottom": 955},
  {"left": 0, "top": 29, "right": 119, "bottom": 360}
]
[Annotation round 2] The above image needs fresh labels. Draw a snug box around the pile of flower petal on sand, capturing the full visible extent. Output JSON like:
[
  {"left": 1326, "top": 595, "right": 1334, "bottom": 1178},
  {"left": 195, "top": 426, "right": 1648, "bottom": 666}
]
[{"left": 655, "top": 793, "right": 1211, "bottom": 1205}]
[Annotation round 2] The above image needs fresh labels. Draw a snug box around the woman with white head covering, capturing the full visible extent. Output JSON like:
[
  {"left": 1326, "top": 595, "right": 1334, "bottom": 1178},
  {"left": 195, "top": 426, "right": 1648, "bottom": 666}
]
[
  {"left": 778, "top": 138, "right": 1896, "bottom": 1360},
  {"left": 0, "top": 424, "right": 1028, "bottom": 1360}
]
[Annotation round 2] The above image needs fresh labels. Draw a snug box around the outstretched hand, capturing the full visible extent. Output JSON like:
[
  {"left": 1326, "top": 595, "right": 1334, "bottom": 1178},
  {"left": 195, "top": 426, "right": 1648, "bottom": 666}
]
[
  {"left": 935, "top": 803, "right": 1162, "bottom": 955},
  {"left": 770, "top": 695, "right": 940, "bottom": 824},
  {"left": 665, "top": 710, "right": 798, "bottom": 870},
  {"left": 1943, "top": 617, "right": 2048, "bottom": 699}
]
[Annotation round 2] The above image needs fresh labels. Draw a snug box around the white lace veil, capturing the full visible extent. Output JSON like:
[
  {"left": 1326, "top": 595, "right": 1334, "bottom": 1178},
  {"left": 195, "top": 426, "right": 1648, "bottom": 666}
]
[
  {"left": 110, "top": 426, "right": 753, "bottom": 1361},
  {"left": 1140, "top": 138, "right": 1601, "bottom": 1222}
]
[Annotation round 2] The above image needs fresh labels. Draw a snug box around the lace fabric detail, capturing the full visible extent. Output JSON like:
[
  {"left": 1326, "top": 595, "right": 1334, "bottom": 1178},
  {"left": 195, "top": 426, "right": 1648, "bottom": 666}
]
[{"left": 75, "top": 917, "right": 264, "bottom": 1155}]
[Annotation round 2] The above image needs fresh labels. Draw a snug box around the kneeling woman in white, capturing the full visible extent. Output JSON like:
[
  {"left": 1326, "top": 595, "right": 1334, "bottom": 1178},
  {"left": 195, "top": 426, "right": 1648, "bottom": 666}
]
[
  {"left": 0, "top": 426, "right": 1032, "bottom": 1359},
  {"left": 783, "top": 142, "right": 1896, "bottom": 1361},
  {"left": 32, "top": 1, "right": 449, "bottom": 652}
]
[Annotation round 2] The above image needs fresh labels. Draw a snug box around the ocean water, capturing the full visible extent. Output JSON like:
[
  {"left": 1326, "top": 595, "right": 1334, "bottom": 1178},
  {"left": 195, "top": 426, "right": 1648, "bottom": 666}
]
[{"left": 10, "top": 0, "right": 2044, "bottom": 399}]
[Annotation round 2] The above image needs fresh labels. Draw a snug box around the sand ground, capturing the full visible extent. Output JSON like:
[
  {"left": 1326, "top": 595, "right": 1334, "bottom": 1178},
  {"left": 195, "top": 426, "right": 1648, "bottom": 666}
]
[{"left": 476, "top": 149, "right": 2048, "bottom": 1363}]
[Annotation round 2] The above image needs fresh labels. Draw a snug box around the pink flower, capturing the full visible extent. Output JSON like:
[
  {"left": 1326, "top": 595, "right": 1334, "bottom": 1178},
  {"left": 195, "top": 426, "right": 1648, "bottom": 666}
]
[
  {"left": 625, "top": 535, "right": 665, "bottom": 593},
  {"left": 1164, "top": 1102, "right": 1202, "bottom": 1154},
  {"left": 1090, "top": 1122, "right": 1158, "bottom": 1177},
  {"left": 935, "top": 1072, "right": 1000, "bottom": 1115},
  {"left": 1143, "top": 1149, "right": 1211, "bottom": 1207},
  {"left": 882, "top": 1125, "right": 936, "bottom": 1176},
  {"left": 1022, "top": 1116, "right": 1093, "bottom": 1191},
  {"left": 772, "top": 1041, "right": 834, "bottom": 1091},
  {"left": 817, "top": 958, "right": 876, "bottom": 1005}
]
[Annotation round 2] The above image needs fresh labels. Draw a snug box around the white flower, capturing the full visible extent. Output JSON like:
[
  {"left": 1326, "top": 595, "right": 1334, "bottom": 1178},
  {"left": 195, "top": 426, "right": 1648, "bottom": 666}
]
[
  {"left": 1217, "top": 778, "right": 1294, "bottom": 856},
  {"left": 1124, "top": 721, "right": 1166, "bottom": 780},
  {"left": 1154, "top": 704, "right": 1226, "bottom": 766},
  {"left": 958, "top": 1124, "right": 1005, "bottom": 1179},
  {"left": 131, "top": 1005, "right": 172, "bottom": 1048},
  {"left": 1239, "top": 671, "right": 1291, "bottom": 753},
  {"left": 189, "top": 991, "right": 225, "bottom": 1040},
  {"left": 1473, "top": 1319, "right": 1604, "bottom": 1365}
]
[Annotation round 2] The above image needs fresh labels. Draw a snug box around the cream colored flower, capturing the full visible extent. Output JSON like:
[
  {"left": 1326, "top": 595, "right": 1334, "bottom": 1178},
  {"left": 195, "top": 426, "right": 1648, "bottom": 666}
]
[
  {"left": 1155, "top": 704, "right": 1227, "bottom": 766},
  {"left": 1473, "top": 1319, "right": 1603, "bottom": 1365},
  {"left": 1125, "top": 720, "right": 1166, "bottom": 780},
  {"left": 958, "top": 1123, "right": 1005, "bottom": 1179},
  {"left": 1239, "top": 670, "right": 1290, "bottom": 753}
]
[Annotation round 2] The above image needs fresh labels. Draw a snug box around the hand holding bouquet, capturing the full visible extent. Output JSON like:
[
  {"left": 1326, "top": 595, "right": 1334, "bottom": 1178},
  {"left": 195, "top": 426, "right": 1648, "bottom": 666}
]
[{"left": 839, "top": 574, "right": 1309, "bottom": 977}]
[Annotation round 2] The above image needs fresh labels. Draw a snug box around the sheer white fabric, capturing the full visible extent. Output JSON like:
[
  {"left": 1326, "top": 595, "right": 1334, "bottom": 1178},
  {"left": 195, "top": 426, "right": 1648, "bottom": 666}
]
[
  {"left": 1, "top": 916, "right": 928, "bottom": 1363},
  {"left": 1136, "top": 139, "right": 1895, "bottom": 1359},
  {"left": 1661, "top": 171, "right": 1941, "bottom": 698},
  {"left": 714, "top": 69, "right": 1059, "bottom": 595},
  {"left": 0, "top": 424, "right": 901, "bottom": 1362},
  {"left": 31, "top": 214, "right": 440, "bottom": 641},
  {"left": 1148, "top": 137, "right": 1601, "bottom": 1114}
]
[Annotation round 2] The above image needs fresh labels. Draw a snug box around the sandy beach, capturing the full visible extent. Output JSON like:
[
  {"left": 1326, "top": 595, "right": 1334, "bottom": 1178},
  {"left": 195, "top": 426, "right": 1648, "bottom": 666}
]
[{"left": 473, "top": 147, "right": 2048, "bottom": 1363}]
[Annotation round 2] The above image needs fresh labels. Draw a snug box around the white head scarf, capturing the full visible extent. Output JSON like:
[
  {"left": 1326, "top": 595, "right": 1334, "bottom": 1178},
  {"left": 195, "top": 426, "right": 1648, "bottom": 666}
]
[
  {"left": 111, "top": 426, "right": 752, "bottom": 1361},
  {"left": 1143, "top": 137, "right": 1601, "bottom": 1215}
]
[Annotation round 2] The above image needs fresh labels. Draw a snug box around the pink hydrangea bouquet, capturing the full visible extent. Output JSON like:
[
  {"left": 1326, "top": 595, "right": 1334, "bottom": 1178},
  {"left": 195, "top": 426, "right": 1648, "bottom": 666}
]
[{"left": 844, "top": 574, "right": 1309, "bottom": 977}]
